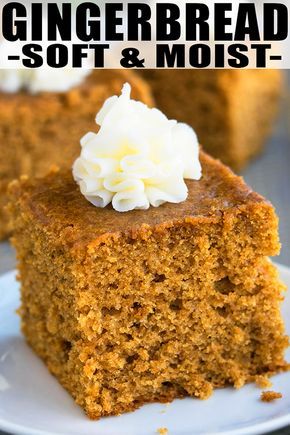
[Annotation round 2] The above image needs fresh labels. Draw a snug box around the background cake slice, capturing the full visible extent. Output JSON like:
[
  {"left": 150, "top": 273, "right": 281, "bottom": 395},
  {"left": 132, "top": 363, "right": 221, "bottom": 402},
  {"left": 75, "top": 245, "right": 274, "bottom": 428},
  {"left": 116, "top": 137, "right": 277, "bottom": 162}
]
[
  {"left": 141, "top": 70, "right": 282, "bottom": 170},
  {"left": 9, "top": 151, "right": 288, "bottom": 419},
  {"left": 0, "top": 69, "right": 153, "bottom": 240}
]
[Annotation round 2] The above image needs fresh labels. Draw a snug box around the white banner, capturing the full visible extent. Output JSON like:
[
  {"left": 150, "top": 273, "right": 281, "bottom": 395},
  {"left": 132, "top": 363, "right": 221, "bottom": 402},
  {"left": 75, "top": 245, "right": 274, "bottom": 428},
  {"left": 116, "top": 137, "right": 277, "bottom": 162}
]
[{"left": 0, "top": 0, "right": 289, "bottom": 69}]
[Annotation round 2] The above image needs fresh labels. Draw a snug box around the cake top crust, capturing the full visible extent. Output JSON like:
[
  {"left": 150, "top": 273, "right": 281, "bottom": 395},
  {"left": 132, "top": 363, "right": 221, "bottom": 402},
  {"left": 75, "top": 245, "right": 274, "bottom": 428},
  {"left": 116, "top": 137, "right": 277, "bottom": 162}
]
[{"left": 9, "top": 150, "right": 274, "bottom": 248}]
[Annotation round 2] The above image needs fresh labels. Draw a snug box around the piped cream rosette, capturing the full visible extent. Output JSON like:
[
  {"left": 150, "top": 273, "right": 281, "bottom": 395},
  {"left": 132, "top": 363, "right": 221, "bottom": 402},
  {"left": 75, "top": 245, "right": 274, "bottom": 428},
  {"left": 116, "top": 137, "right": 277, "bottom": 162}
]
[{"left": 73, "top": 83, "right": 202, "bottom": 212}]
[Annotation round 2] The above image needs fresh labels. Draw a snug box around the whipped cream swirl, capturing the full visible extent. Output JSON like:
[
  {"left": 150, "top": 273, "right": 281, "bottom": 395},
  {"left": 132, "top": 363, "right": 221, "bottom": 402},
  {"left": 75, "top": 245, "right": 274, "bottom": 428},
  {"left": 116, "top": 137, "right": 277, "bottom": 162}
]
[
  {"left": 73, "top": 83, "right": 202, "bottom": 212},
  {"left": 0, "top": 68, "right": 91, "bottom": 94}
]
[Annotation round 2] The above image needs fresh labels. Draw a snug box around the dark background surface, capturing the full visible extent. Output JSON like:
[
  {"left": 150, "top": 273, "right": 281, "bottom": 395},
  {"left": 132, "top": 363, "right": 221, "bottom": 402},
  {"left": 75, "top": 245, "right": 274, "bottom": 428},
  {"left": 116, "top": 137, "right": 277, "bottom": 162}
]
[{"left": 0, "top": 75, "right": 289, "bottom": 434}]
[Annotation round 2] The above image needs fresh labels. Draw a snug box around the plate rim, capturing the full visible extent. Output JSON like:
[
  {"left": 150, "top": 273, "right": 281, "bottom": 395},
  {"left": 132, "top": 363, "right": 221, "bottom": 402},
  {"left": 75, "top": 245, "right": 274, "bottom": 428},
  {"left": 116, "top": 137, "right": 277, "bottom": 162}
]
[{"left": 1, "top": 263, "right": 290, "bottom": 435}]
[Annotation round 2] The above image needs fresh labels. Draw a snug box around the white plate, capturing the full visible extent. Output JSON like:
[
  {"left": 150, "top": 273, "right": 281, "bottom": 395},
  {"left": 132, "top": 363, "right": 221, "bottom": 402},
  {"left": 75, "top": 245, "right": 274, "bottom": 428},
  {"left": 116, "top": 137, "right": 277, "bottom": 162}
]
[{"left": 0, "top": 264, "right": 290, "bottom": 435}]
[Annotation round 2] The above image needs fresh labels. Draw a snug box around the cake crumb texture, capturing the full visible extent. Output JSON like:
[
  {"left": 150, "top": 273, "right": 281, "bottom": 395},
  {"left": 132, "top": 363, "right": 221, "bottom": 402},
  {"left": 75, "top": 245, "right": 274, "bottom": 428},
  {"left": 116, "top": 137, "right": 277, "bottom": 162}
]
[
  {"left": 9, "top": 151, "right": 288, "bottom": 419},
  {"left": 260, "top": 391, "right": 282, "bottom": 402},
  {"left": 255, "top": 375, "right": 272, "bottom": 389}
]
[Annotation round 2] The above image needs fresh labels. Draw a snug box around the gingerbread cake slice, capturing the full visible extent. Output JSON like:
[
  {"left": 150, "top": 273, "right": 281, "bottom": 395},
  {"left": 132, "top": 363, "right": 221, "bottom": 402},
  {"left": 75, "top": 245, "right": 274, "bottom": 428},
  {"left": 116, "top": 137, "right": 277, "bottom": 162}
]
[
  {"left": 141, "top": 69, "right": 282, "bottom": 170},
  {"left": 9, "top": 150, "right": 288, "bottom": 419}
]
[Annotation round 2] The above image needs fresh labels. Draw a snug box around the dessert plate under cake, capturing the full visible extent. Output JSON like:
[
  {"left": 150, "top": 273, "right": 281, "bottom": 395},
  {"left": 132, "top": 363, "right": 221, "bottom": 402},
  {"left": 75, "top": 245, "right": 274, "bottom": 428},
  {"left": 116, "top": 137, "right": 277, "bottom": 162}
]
[{"left": 0, "top": 263, "right": 290, "bottom": 435}]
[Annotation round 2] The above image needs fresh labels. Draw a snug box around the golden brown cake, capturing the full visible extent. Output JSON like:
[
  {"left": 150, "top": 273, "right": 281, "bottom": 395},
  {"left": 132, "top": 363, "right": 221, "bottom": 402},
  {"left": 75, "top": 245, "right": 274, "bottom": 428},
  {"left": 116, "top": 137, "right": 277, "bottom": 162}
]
[
  {"left": 9, "top": 151, "right": 288, "bottom": 419},
  {"left": 0, "top": 69, "right": 153, "bottom": 240},
  {"left": 141, "top": 70, "right": 282, "bottom": 170}
]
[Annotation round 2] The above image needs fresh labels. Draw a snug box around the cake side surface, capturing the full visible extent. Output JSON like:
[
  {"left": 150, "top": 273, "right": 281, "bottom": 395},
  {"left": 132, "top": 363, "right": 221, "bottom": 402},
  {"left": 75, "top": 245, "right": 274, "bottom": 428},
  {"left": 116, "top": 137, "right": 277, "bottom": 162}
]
[
  {"left": 10, "top": 203, "right": 288, "bottom": 418},
  {"left": 225, "top": 69, "right": 282, "bottom": 167}
]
